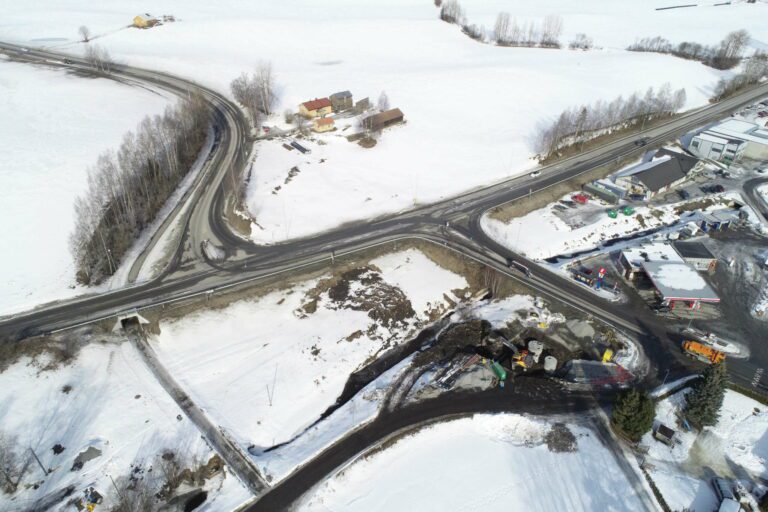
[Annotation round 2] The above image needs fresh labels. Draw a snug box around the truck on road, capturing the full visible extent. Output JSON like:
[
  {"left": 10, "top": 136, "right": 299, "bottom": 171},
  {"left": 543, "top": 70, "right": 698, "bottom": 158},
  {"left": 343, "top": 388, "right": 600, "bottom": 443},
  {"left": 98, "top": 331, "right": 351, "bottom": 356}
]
[{"left": 682, "top": 340, "right": 725, "bottom": 364}]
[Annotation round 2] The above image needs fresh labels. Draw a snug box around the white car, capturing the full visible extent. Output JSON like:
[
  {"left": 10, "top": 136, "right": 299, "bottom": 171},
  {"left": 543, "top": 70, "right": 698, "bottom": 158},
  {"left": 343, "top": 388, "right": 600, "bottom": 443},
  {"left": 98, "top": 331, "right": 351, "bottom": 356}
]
[{"left": 530, "top": 170, "right": 541, "bottom": 178}]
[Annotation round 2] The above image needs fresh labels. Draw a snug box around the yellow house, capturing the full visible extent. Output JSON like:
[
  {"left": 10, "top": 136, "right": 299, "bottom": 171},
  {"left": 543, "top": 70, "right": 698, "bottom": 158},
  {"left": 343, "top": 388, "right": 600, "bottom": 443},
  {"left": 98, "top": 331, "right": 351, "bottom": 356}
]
[
  {"left": 133, "top": 14, "right": 158, "bottom": 28},
  {"left": 312, "top": 117, "right": 335, "bottom": 133},
  {"left": 299, "top": 98, "right": 332, "bottom": 118}
]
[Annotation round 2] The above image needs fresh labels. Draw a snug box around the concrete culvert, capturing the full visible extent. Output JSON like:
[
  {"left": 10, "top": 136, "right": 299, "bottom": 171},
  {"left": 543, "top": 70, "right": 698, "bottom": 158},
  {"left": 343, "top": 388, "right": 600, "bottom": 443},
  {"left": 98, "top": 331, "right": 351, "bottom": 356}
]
[{"left": 184, "top": 490, "right": 208, "bottom": 512}]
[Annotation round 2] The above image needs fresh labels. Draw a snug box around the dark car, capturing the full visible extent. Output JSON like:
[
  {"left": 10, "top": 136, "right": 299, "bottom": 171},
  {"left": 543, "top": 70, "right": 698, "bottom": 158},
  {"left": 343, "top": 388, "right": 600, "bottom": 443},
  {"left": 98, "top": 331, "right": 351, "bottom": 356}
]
[
  {"left": 634, "top": 138, "right": 648, "bottom": 147},
  {"left": 711, "top": 184, "right": 725, "bottom": 193},
  {"left": 678, "top": 189, "right": 690, "bottom": 200}
]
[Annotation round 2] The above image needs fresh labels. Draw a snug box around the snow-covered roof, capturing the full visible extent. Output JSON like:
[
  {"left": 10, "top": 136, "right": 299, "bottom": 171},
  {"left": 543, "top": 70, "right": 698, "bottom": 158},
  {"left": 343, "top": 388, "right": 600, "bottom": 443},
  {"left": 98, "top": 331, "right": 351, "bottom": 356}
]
[
  {"left": 694, "top": 132, "right": 735, "bottom": 145},
  {"left": 710, "top": 119, "right": 768, "bottom": 146},
  {"left": 642, "top": 261, "right": 719, "bottom": 302},
  {"left": 621, "top": 243, "right": 683, "bottom": 270},
  {"left": 615, "top": 155, "right": 672, "bottom": 178}
]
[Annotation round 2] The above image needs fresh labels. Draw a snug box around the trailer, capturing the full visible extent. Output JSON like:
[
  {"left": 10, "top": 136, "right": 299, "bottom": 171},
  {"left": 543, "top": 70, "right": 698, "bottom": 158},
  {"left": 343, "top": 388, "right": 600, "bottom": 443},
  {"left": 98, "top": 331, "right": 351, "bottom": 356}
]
[
  {"left": 682, "top": 340, "right": 725, "bottom": 364},
  {"left": 290, "top": 141, "right": 311, "bottom": 154},
  {"left": 506, "top": 258, "right": 532, "bottom": 277}
]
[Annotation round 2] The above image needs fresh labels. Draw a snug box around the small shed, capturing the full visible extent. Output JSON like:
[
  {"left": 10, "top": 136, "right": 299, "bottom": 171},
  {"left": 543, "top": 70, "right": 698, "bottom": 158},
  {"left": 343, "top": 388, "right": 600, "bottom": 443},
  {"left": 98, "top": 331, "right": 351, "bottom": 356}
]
[
  {"left": 329, "top": 91, "right": 353, "bottom": 112},
  {"left": 312, "top": 117, "right": 335, "bottom": 133},
  {"left": 133, "top": 14, "right": 159, "bottom": 28},
  {"left": 299, "top": 98, "right": 332, "bottom": 118},
  {"left": 653, "top": 423, "right": 676, "bottom": 446},
  {"left": 363, "top": 108, "right": 404, "bottom": 132}
]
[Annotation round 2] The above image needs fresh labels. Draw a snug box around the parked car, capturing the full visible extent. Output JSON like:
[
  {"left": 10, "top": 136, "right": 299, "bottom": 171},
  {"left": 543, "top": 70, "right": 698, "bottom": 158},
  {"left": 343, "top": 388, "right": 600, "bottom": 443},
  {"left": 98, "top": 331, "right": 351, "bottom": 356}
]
[
  {"left": 711, "top": 184, "right": 725, "bottom": 193},
  {"left": 572, "top": 193, "right": 589, "bottom": 204},
  {"left": 678, "top": 189, "right": 691, "bottom": 200},
  {"left": 756, "top": 166, "right": 767, "bottom": 174},
  {"left": 712, "top": 477, "right": 736, "bottom": 502}
]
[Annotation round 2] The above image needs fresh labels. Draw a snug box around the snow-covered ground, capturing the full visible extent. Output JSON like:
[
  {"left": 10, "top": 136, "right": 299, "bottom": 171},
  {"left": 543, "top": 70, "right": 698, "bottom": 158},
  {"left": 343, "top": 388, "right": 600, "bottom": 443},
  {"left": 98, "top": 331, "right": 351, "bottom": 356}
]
[
  {"left": 0, "top": 58, "right": 169, "bottom": 316},
  {"left": 0, "top": 340, "right": 250, "bottom": 512},
  {"left": 482, "top": 193, "right": 681, "bottom": 260},
  {"left": 150, "top": 249, "right": 468, "bottom": 452},
  {"left": 643, "top": 389, "right": 768, "bottom": 511},
  {"left": 298, "top": 413, "right": 653, "bottom": 511},
  {"left": 457, "top": 0, "right": 768, "bottom": 49},
  {"left": 0, "top": 1, "right": 749, "bottom": 245}
]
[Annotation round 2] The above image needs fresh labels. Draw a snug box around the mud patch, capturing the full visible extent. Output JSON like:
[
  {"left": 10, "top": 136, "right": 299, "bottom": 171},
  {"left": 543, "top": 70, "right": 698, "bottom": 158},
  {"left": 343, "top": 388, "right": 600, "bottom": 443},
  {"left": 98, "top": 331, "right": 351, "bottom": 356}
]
[{"left": 544, "top": 423, "right": 578, "bottom": 453}]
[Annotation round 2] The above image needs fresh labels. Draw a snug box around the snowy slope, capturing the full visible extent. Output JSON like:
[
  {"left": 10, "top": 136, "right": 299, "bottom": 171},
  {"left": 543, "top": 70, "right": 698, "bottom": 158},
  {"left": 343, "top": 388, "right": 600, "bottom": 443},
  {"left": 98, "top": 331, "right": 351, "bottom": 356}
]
[
  {"left": 150, "top": 249, "right": 468, "bottom": 450},
  {"left": 0, "top": 1, "right": 742, "bottom": 245},
  {"left": 0, "top": 59, "right": 169, "bottom": 316},
  {"left": 0, "top": 341, "right": 251, "bottom": 512},
  {"left": 298, "top": 414, "right": 651, "bottom": 512}
]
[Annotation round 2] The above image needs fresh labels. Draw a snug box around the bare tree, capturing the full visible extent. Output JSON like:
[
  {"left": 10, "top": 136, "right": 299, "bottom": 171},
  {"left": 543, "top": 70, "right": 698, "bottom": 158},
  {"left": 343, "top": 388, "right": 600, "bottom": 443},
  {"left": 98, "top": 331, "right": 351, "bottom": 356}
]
[
  {"left": 540, "top": 15, "right": 563, "bottom": 48},
  {"left": 283, "top": 108, "right": 294, "bottom": 124},
  {"left": 377, "top": 91, "right": 390, "bottom": 111},
  {"left": 0, "top": 434, "right": 27, "bottom": 495},
  {"left": 440, "top": 0, "right": 463, "bottom": 24},
  {"left": 255, "top": 61, "right": 277, "bottom": 116},
  {"left": 78, "top": 25, "right": 91, "bottom": 43},
  {"left": 294, "top": 114, "right": 308, "bottom": 136},
  {"left": 494, "top": 12, "right": 511, "bottom": 45},
  {"left": 569, "top": 33, "right": 593, "bottom": 50},
  {"left": 84, "top": 44, "right": 112, "bottom": 73}
]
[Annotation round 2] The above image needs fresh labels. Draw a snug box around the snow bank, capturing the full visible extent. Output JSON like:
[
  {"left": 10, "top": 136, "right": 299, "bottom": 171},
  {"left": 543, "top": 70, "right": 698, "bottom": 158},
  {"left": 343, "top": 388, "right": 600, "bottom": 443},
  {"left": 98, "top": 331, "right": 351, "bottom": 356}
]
[
  {"left": 298, "top": 414, "right": 650, "bottom": 512},
  {"left": 0, "top": 342, "right": 250, "bottom": 511},
  {"left": 150, "top": 249, "right": 467, "bottom": 450},
  {"left": 0, "top": 60, "right": 169, "bottom": 316}
]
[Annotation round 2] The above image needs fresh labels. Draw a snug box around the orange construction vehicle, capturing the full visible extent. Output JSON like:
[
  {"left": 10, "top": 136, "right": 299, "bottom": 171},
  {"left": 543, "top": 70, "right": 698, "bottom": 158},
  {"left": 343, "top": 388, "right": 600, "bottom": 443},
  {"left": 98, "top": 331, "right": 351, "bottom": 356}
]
[{"left": 682, "top": 340, "right": 725, "bottom": 364}]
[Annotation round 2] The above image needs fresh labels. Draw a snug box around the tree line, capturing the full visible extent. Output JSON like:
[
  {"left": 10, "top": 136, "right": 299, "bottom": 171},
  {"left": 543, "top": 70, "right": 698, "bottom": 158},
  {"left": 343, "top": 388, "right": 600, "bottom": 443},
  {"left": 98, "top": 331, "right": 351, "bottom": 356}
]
[
  {"left": 493, "top": 12, "right": 563, "bottom": 48},
  {"left": 70, "top": 95, "right": 210, "bottom": 284},
  {"left": 611, "top": 362, "right": 727, "bottom": 443},
  {"left": 438, "top": 1, "right": 567, "bottom": 49},
  {"left": 534, "top": 83, "right": 687, "bottom": 159},
  {"left": 628, "top": 30, "right": 751, "bottom": 70},
  {"left": 229, "top": 62, "right": 277, "bottom": 130},
  {"left": 712, "top": 52, "right": 768, "bottom": 101}
]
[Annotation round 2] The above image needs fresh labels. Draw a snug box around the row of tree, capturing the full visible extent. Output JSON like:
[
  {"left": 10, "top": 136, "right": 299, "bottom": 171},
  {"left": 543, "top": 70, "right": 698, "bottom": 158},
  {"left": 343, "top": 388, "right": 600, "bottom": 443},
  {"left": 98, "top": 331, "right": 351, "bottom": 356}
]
[
  {"left": 70, "top": 96, "right": 210, "bottom": 284},
  {"left": 612, "top": 363, "right": 727, "bottom": 442},
  {"left": 712, "top": 52, "right": 768, "bottom": 101},
  {"left": 84, "top": 43, "right": 113, "bottom": 73},
  {"left": 534, "top": 83, "right": 687, "bottom": 159},
  {"left": 628, "top": 30, "right": 751, "bottom": 70},
  {"left": 229, "top": 62, "right": 277, "bottom": 130},
  {"left": 493, "top": 13, "right": 563, "bottom": 48}
]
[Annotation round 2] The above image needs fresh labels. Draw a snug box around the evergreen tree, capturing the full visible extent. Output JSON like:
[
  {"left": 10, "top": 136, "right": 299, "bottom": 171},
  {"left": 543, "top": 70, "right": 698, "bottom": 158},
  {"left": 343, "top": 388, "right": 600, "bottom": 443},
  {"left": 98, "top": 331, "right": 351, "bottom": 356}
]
[
  {"left": 685, "top": 363, "right": 727, "bottom": 428},
  {"left": 611, "top": 388, "right": 655, "bottom": 442}
]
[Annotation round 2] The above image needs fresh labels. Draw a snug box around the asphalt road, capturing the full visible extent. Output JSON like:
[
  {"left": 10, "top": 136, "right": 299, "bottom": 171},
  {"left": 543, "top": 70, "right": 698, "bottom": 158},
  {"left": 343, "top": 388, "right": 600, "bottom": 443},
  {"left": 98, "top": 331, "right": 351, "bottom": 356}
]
[{"left": 3, "top": 40, "right": 768, "bottom": 510}]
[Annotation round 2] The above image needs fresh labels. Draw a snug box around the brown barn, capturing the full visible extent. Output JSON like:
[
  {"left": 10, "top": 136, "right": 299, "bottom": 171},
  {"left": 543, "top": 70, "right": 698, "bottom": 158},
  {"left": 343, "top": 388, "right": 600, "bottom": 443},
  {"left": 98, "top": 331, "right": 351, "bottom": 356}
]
[{"left": 363, "top": 108, "right": 404, "bottom": 131}]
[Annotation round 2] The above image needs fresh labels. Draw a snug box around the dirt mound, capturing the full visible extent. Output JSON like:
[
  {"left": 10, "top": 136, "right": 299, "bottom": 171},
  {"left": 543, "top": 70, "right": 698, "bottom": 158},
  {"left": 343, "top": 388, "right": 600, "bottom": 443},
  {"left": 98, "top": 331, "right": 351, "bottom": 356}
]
[{"left": 544, "top": 423, "right": 577, "bottom": 453}]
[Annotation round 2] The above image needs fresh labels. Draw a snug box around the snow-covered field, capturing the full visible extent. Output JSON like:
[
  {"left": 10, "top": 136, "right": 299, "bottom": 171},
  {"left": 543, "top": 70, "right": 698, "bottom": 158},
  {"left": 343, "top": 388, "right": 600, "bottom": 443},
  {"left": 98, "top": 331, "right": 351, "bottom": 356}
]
[
  {"left": 482, "top": 193, "right": 681, "bottom": 260},
  {"left": 298, "top": 413, "right": 653, "bottom": 512},
  {"left": 0, "top": 58, "right": 169, "bottom": 316},
  {"left": 1, "top": 1, "right": 754, "bottom": 245},
  {"left": 0, "top": 340, "right": 250, "bottom": 512},
  {"left": 643, "top": 389, "right": 768, "bottom": 511},
  {"left": 150, "top": 249, "right": 468, "bottom": 453},
  {"left": 457, "top": 0, "right": 768, "bottom": 49}
]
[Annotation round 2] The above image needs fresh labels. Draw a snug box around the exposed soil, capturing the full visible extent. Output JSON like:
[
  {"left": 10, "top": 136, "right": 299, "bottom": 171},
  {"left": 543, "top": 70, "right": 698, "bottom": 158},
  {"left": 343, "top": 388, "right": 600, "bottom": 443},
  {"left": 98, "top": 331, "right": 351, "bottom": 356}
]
[{"left": 544, "top": 422, "right": 578, "bottom": 453}]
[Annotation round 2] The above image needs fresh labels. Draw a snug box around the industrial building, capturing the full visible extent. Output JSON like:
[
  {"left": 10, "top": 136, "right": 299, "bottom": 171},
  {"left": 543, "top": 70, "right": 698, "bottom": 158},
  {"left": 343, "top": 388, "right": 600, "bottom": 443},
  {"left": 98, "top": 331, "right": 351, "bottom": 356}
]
[{"left": 689, "top": 119, "right": 768, "bottom": 163}]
